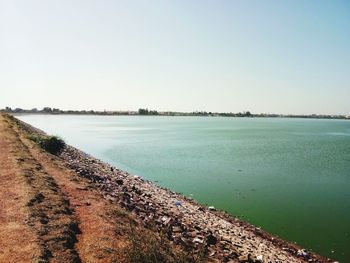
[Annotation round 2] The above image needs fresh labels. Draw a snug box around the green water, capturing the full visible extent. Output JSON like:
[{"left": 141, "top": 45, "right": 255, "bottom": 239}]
[{"left": 18, "top": 115, "right": 350, "bottom": 262}]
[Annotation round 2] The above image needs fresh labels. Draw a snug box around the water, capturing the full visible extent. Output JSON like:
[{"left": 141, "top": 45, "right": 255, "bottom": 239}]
[{"left": 18, "top": 115, "right": 350, "bottom": 262}]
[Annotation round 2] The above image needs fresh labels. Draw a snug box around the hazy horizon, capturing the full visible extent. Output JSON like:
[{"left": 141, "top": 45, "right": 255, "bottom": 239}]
[
  {"left": 3, "top": 106, "right": 350, "bottom": 116},
  {"left": 1, "top": 0, "right": 350, "bottom": 115}
]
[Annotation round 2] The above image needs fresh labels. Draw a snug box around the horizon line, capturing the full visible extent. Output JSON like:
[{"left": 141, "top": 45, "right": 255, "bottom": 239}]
[{"left": 2, "top": 107, "right": 349, "bottom": 119}]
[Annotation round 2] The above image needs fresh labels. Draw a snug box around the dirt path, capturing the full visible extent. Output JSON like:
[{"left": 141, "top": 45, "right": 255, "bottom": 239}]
[
  {"left": 0, "top": 114, "right": 132, "bottom": 262},
  {"left": 0, "top": 114, "right": 82, "bottom": 262},
  {"left": 18, "top": 128, "right": 127, "bottom": 262},
  {"left": 0, "top": 115, "right": 41, "bottom": 262}
]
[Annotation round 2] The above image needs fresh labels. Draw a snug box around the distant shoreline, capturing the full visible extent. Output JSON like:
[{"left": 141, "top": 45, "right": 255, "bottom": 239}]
[{"left": 2, "top": 107, "right": 349, "bottom": 120}]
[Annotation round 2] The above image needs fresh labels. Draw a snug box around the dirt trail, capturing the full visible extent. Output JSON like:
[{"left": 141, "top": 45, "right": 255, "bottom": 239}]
[
  {"left": 0, "top": 114, "right": 131, "bottom": 262},
  {"left": 0, "top": 115, "right": 41, "bottom": 262},
  {"left": 18, "top": 128, "right": 127, "bottom": 262}
]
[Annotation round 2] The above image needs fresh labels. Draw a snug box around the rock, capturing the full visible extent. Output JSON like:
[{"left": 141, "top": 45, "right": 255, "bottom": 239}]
[
  {"left": 238, "top": 253, "right": 254, "bottom": 262},
  {"left": 188, "top": 231, "right": 197, "bottom": 238},
  {"left": 207, "top": 233, "right": 217, "bottom": 245},
  {"left": 116, "top": 179, "right": 123, "bottom": 185},
  {"left": 193, "top": 237, "right": 204, "bottom": 244},
  {"left": 163, "top": 217, "right": 171, "bottom": 225},
  {"left": 122, "top": 192, "right": 130, "bottom": 199},
  {"left": 197, "top": 206, "right": 205, "bottom": 212},
  {"left": 194, "top": 225, "right": 201, "bottom": 231},
  {"left": 256, "top": 254, "right": 263, "bottom": 261},
  {"left": 238, "top": 254, "right": 249, "bottom": 262},
  {"left": 172, "top": 226, "right": 182, "bottom": 233},
  {"left": 126, "top": 203, "right": 135, "bottom": 211}
]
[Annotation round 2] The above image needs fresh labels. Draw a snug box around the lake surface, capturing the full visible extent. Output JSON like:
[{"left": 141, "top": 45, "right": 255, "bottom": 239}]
[{"left": 18, "top": 115, "right": 350, "bottom": 262}]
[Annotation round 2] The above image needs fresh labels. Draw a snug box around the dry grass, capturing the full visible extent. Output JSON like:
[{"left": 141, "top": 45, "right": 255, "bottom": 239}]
[
  {"left": 110, "top": 207, "right": 205, "bottom": 263},
  {"left": 125, "top": 226, "right": 205, "bottom": 263}
]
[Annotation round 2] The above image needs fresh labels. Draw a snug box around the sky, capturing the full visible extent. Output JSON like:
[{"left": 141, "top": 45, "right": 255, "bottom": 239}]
[{"left": 1, "top": 0, "right": 350, "bottom": 115}]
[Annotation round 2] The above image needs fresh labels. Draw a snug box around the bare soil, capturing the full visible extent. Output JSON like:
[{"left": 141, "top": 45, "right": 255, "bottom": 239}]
[{"left": 0, "top": 113, "right": 182, "bottom": 263}]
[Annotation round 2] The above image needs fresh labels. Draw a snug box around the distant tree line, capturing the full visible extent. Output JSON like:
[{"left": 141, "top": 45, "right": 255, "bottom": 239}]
[
  {"left": 138, "top": 108, "right": 159, "bottom": 115},
  {"left": 1, "top": 107, "right": 133, "bottom": 115},
  {"left": 1, "top": 107, "right": 349, "bottom": 120}
]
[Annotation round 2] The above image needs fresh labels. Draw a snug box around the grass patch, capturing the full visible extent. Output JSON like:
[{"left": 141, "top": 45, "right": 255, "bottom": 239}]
[
  {"left": 111, "top": 207, "right": 205, "bottom": 262},
  {"left": 125, "top": 226, "right": 204, "bottom": 263},
  {"left": 28, "top": 134, "right": 65, "bottom": 155}
]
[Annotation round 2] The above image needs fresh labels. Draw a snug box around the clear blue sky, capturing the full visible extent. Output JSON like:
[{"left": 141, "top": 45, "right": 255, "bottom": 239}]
[{"left": 1, "top": 0, "right": 350, "bottom": 114}]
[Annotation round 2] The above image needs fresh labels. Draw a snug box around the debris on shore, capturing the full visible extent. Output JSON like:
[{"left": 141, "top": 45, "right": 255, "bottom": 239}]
[{"left": 60, "top": 145, "right": 332, "bottom": 262}]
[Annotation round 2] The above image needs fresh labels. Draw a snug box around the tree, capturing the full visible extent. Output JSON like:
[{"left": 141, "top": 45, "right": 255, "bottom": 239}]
[
  {"left": 42, "top": 107, "right": 52, "bottom": 113},
  {"left": 138, "top": 108, "right": 149, "bottom": 115},
  {"left": 14, "top": 108, "right": 24, "bottom": 113},
  {"left": 149, "top": 110, "right": 158, "bottom": 115},
  {"left": 244, "top": 111, "right": 251, "bottom": 117}
]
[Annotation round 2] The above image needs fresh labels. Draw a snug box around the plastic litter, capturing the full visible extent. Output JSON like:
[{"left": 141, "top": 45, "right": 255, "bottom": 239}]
[
  {"left": 175, "top": 201, "right": 182, "bottom": 207},
  {"left": 297, "top": 249, "right": 308, "bottom": 257}
]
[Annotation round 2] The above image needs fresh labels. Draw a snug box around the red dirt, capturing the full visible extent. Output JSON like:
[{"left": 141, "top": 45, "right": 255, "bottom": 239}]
[
  {"left": 0, "top": 114, "right": 132, "bottom": 262},
  {"left": 21, "top": 136, "right": 127, "bottom": 262},
  {"left": 0, "top": 116, "right": 41, "bottom": 262}
]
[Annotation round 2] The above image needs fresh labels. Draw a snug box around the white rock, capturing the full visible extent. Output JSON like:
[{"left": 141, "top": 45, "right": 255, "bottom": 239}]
[{"left": 257, "top": 254, "right": 263, "bottom": 261}]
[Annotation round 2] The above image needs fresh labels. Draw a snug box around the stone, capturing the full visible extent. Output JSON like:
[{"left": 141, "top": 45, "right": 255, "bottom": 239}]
[
  {"left": 163, "top": 217, "right": 171, "bottom": 225},
  {"left": 193, "top": 237, "right": 204, "bottom": 244},
  {"left": 207, "top": 233, "right": 217, "bottom": 245},
  {"left": 238, "top": 254, "right": 249, "bottom": 262},
  {"left": 172, "top": 226, "right": 182, "bottom": 233},
  {"left": 116, "top": 179, "right": 123, "bottom": 185},
  {"left": 256, "top": 254, "right": 263, "bottom": 261}
]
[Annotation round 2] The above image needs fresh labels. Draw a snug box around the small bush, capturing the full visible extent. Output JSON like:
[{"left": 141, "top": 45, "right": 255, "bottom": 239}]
[
  {"left": 28, "top": 134, "right": 65, "bottom": 155},
  {"left": 27, "top": 134, "right": 42, "bottom": 143}
]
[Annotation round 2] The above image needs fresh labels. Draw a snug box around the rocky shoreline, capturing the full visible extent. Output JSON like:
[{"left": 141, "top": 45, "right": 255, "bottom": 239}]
[{"left": 19, "top": 118, "right": 334, "bottom": 263}]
